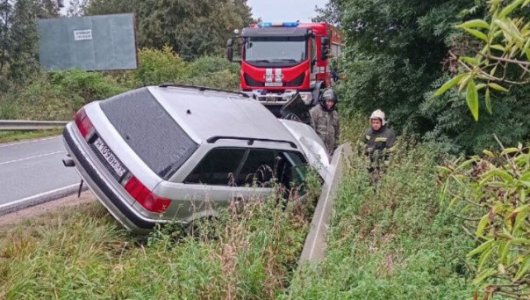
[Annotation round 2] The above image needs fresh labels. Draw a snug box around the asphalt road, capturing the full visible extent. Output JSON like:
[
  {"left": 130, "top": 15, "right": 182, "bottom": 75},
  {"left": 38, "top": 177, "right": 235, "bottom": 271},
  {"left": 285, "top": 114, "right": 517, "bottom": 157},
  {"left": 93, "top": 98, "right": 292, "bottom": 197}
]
[{"left": 0, "top": 135, "right": 81, "bottom": 211}]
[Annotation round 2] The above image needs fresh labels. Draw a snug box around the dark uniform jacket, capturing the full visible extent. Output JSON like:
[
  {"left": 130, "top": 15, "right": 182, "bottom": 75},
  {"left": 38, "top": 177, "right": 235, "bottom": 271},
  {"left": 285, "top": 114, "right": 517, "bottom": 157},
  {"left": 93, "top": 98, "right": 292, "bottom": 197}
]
[
  {"left": 359, "top": 126, "right": 396, "bottom": 168},
  {"left": 309, "top": 105, "right": 339, "bottom": 155}
]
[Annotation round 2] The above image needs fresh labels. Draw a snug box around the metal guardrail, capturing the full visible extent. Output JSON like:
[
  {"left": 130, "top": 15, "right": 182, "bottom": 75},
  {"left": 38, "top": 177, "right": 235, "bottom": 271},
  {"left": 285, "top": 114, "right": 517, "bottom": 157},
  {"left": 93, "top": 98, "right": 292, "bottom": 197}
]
[
  {"left": 299, "top": 143, "right": 352, "bottom": 263},
  {"left": 0, "top": 120, "right": 69, "bottom": 131}
]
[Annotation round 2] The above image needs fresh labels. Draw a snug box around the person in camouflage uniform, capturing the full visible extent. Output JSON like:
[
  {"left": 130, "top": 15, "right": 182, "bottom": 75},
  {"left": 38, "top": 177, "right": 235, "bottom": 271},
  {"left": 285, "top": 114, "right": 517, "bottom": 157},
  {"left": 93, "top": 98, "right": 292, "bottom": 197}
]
[
  {"left": 359, "top": 109, "right": 396, "bottom": 183},
  {"left": 309, "top": 88, "right": 340, "bottom": 156}
]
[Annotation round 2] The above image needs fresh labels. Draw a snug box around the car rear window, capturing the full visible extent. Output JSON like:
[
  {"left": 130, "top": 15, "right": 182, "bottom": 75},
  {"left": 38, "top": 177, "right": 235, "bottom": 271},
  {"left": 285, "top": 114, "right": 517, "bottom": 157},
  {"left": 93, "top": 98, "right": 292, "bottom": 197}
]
[{"left": 100, "top": 88, "right": 198, "bottom": 179}]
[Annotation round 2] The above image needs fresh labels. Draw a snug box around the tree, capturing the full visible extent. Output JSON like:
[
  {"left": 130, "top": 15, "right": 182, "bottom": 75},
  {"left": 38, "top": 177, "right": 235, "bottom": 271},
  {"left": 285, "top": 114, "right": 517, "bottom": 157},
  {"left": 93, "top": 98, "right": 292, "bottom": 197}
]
[
  {"left": 335, "top": 0, "right": 471, "bottom": 134},
  {"left": 8, "top": 0, "right": 58, "bottom": 84},
  {"left": 433, "top": 2, "right": 530, "bottom": 298},
  {"left": 0, "top": 0, "right": 58, "bottom": 86},
  {"left": 66, "top": 0, "right": 89, "bottom": 16},
  {"left": 312, "top": 0, "right": 341, "bottom": 26},
  {"left": 441, "top": 143, "right": 530, "bottom": 299},
  {"left": 332, "top": 0, "right": 528, "bottom": 154},
  {"left": 84, "top": 0, "right": 252, "bottom": 59},
  {"left": 0, "top": 0, "right": 13, "bottom": 79},
  {"left": 434, "top": 0, "right": 530, "bottom": 121}
]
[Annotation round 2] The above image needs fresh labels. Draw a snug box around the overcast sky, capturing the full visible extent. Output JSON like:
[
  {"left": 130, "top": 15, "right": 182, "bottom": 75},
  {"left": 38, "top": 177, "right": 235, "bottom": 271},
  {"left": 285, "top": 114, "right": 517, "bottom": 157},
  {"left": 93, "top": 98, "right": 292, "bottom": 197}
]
[
  {"left": 246, "top": 0, "right": 328, "bottom": 22},
  {"left": 60, "top": 0, "right": 329, "bottom": 22}
]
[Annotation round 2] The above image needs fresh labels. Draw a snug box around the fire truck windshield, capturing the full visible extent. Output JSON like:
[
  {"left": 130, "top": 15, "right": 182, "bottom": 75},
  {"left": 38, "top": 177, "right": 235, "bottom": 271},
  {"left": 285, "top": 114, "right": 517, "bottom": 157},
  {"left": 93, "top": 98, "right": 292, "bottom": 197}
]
[{"left": 244, "top": 36, "right": 307, "bottom": 67}]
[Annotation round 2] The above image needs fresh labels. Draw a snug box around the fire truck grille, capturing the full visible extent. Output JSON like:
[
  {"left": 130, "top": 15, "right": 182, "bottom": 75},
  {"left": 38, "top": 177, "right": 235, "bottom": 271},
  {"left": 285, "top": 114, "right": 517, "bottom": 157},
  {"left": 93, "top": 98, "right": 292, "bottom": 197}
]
[
  {"left": 244, "top": 73, "right": 305, "bottom": 87},
  {"left": 285, "top": 74, "right": 305, "bottom": 87},
  {"left": 244, "top": 74, "right": 265, "bottom": 87}
]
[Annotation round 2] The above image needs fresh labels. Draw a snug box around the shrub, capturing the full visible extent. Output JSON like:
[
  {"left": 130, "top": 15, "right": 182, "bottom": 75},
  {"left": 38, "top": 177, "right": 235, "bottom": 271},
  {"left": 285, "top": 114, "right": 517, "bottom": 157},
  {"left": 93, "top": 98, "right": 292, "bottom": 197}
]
[
  {"left": 185, "top": 56, "right": 239, "bottom": 78},
  {"left": 440, "top": 143, "right": 530, "bottom": 299},
  {"left": 51, "top": 70, "right": 125, "bottom": 102},
  {"left": 0, "top": 48, "right": 240, "bottom": 120},
  {"left": 130, "top": 46, "right": 187, "bottom": 86},
  {"left": 0, "top": 75, "right": 81, "bottom": 120},
  {"left": 0, "top": 71, "right": 124, "bottom": 120}
]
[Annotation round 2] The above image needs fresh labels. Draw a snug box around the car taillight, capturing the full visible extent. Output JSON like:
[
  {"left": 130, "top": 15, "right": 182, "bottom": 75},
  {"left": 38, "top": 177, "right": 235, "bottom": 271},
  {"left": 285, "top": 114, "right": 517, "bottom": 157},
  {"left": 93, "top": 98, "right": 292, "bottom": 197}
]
[
  {"left": 74, "top": 108, "right": 94, "bottom": 140},
  {"left": 124, "top": 176, "right": 171, "bottom": 213}
]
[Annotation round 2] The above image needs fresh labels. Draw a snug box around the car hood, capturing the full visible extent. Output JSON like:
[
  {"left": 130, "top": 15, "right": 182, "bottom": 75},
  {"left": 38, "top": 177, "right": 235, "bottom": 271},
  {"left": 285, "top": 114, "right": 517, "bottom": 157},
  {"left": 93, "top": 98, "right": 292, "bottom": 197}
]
[{"left": 280, "top": 119, "right": 330, "bottom": 180}]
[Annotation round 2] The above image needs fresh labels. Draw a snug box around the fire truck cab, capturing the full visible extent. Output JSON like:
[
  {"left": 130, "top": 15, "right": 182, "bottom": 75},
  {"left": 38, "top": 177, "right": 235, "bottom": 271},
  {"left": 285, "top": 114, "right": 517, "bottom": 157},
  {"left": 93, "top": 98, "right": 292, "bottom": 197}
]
[{"left": 227, "top": 22, "right": 342, "bottom": 115}]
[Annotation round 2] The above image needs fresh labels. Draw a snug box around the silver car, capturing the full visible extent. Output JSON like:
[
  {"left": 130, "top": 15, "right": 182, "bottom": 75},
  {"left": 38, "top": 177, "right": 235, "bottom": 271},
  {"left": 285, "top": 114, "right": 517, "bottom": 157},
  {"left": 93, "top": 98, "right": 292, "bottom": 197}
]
[{"left": 63, "top": 85, "right": 331, "bottom": 233}]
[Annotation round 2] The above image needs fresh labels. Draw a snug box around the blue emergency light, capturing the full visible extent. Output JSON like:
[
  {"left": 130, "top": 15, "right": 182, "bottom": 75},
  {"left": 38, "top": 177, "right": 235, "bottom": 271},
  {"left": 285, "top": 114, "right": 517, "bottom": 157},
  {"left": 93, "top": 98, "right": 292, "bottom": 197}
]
[
  {"left": 282, "top": 22, "right": 300, "bottom": 27},
  {"left": 258, "top": 21, "right": 299, "bottom": 28}
]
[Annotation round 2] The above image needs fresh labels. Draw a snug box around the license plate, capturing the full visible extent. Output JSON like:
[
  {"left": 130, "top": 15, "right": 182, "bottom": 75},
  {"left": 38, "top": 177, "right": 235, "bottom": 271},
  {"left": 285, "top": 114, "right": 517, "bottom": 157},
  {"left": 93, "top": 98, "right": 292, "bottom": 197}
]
[
  {"left": 93, "top": 137, "right": 127, "bottom": 178},
  {"left": 265, "top": 82, "right": 283, "bottom": 87}
]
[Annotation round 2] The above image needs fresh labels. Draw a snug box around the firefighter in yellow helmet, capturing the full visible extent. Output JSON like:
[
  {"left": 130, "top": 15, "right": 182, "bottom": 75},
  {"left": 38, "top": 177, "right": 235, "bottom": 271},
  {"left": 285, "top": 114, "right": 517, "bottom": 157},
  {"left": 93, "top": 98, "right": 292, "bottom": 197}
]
[{"left": 359, "top": 109, "right": 396, "bottom": 182}]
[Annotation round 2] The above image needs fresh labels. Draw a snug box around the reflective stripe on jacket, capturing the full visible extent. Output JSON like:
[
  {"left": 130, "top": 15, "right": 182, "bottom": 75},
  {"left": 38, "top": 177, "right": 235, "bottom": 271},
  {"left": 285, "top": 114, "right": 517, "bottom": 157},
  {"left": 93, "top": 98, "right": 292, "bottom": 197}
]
[{"left": 359, "top": 126, "right": 396, "bottom": 168}]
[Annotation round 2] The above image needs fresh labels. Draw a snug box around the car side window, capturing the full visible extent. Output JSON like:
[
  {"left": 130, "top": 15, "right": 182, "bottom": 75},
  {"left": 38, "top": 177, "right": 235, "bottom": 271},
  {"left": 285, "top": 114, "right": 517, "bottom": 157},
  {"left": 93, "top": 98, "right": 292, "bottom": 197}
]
[
  {"left": 277, "top": 151, "right": 307, "bottom": 188},
  {"left": 184, "top": 147, "right": 308, "bottom": 188},
  {"left": 239, "top": 150, "right": 307, "bottom": 188},
  {"left": 238, "top": 149, "right": 278, "bottom": 186},
  {"left": 184, "top": 148, "right": 246, "bottom": 185}
]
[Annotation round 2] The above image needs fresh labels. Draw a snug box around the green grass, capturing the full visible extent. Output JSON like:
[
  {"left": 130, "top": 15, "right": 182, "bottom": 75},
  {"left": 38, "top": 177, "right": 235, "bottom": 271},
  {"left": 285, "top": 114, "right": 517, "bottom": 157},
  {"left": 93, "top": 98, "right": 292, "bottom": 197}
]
[
  {"left": 0, "top": 114, "right": 481, "bottom": 299},
  {"left": 0, "top": 129, "right": 62, "bottom": 143},
  {"left": 0, "top": 181, "right": 320, "bottom": 299},
  {"left": 285, "top": 120, "right": 476, "bottom": 299},
  {"left": 0, "top": 43, "right": 490, "bottom": 298}
]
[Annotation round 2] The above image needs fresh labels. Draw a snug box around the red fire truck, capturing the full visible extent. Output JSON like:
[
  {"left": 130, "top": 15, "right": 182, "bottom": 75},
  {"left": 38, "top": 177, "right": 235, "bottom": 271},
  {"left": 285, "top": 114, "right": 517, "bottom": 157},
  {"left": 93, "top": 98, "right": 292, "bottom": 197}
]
[{"left": 227, "top": 22, "right": 342, "bottom": 115}]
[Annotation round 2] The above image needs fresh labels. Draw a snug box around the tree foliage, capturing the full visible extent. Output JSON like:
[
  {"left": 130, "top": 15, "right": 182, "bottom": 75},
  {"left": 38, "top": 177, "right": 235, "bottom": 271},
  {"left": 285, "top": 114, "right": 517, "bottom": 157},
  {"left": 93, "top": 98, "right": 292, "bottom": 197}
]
[
  {"left": 440, "top": 143, "right": 530, "bottom": 299},
  {"left": 325, "top": 0, "right": 529, "bottom": 154},
  {"left": 84, "top": 0, "right": 252, "bottom": 59},
  {"left": 334, "top": 0, "right": 471, "bottom": 134},
  {"left": 318, "top": 2, "right": 530, "bottom": 295},
  {"left": 312, "top": 0, "right": 341, "bottom": 26},
  {"left": 0, "top": 0, "right": 58, "bottom": 88},
  {"left": 434, "top": 0, "right": 530, "bottom": 121}
]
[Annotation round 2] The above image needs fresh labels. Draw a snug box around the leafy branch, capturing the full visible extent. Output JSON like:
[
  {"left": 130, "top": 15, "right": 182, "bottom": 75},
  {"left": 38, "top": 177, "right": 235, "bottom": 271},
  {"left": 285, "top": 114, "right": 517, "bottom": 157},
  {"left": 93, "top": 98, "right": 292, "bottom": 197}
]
[
  {"left": 433, "top": 0, "right": 530, "bottom": 121},
  {"left": 439, "top": 143, "right": 530, "bottom": 299}
]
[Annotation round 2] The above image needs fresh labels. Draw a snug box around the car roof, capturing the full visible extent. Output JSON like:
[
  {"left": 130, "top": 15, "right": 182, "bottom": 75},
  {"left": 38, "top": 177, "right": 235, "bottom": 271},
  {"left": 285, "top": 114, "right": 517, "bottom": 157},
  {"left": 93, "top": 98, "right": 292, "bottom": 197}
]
[{"left": 147, "top": 85, "right": 298, "bottom": 147}]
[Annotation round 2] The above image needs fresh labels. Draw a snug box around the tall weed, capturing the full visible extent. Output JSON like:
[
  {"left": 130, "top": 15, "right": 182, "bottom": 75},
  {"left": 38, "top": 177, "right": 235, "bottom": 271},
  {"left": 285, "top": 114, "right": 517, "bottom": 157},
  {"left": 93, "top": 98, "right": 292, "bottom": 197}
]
[
  {"left": 0, "top": 182, "right": 318, "bottom": 299},
  {"left": 287, "top": 139, "right": 475, "bottom": 299}
]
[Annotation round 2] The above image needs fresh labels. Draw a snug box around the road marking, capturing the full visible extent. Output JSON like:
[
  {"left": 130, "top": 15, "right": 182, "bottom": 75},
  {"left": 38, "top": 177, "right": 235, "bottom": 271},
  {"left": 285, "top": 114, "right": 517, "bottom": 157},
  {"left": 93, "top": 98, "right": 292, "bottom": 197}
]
[
  {"left": 0, "top": 151, "right": 64, "bottom": 166},
  {"left": 0, "top": 183, "right": 80, "bottom": 211},
  {"left": 0, "top": 136, "right": 59, "bottom": 148}
]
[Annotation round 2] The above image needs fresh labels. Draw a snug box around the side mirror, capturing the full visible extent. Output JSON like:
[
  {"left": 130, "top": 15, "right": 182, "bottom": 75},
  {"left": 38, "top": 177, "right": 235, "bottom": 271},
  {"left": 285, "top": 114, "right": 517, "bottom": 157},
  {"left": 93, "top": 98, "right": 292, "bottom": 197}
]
[
  {"left": 321, "top": 37, "right": 330, "bottom": 60},
  {"left": 226, "top": 38, "right": 234, "bottom": 62}
]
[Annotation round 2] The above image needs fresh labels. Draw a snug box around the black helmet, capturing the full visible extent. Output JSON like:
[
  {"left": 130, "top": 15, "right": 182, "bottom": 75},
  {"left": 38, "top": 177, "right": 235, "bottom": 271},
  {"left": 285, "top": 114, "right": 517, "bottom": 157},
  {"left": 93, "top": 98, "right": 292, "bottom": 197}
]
[
  {"left": 321, "top": 89, "right": 337, "bottom": 102},
  {"left": 320, "top": 88, "right": 338, "bottom": 110}
]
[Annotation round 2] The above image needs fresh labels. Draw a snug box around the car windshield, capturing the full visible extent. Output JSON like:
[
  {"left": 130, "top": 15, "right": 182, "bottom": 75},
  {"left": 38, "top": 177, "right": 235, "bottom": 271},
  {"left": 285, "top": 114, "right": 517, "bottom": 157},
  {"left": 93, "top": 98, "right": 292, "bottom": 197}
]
[{"left": 244, "top": 37, "right": 307, "bottom": 67}]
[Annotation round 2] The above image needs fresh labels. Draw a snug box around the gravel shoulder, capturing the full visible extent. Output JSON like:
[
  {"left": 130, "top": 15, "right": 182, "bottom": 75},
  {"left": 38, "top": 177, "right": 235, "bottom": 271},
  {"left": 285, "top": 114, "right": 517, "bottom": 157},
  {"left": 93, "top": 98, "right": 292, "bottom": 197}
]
[{"left": 0, "top": 192, "right": 95, "bottom": 229}]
